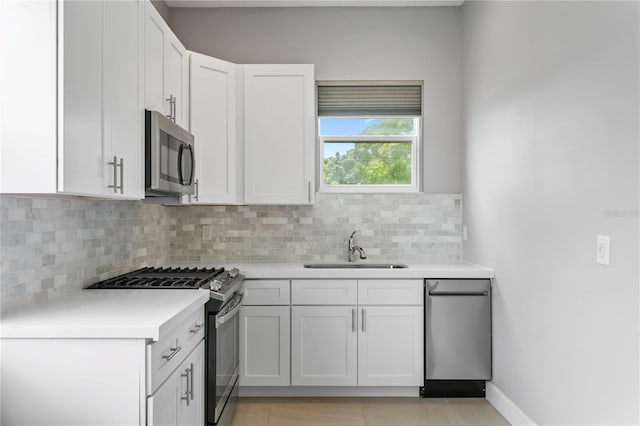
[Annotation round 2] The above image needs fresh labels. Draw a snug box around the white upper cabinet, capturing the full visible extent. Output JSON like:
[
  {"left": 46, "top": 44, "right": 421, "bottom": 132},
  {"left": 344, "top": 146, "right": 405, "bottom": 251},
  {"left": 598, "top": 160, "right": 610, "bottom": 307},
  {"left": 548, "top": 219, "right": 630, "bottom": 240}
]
[
  {"left": 144, "top": 2, "right": 189, "bottom": 129},
  {"left": 187, "top": 53, "right": 241, "bottom": 204},
  {"left": 1, "top": 0, "right": 143, "bottom": 199},
  {"left": 102, "top": 0, "right": 144, "bottom": 199},
  {"left": 243, "top": 64, "right": 315, "bottom": 205},
  {"left": 59, "top": 0, "right": 104, "bottom": 195}
]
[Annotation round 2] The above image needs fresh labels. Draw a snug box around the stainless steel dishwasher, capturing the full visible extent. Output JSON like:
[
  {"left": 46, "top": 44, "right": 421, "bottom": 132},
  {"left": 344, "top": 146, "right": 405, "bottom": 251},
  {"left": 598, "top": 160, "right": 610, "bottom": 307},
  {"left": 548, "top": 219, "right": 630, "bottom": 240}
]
[{"left": 421, "top": 279, "right": 491, "bottom": 397}]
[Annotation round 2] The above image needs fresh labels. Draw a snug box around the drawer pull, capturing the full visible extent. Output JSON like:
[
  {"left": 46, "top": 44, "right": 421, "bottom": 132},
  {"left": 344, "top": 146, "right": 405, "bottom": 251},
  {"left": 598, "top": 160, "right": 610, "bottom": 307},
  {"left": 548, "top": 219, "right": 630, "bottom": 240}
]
[
  {"left": 189, "top": 323, "right": 204, "bottom": 334},
  {"left": 162, "top": 344, "right": 182, "bottom": 361}
]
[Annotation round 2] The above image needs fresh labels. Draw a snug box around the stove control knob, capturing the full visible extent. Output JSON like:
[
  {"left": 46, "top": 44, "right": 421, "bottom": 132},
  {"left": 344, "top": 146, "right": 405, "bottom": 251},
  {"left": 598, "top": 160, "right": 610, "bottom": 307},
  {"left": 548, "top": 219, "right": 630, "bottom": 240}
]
[
  {"left": 210, "top": 279, "right": 223, "bottom": 291},
  {"left": 228, "top": 268, "right": 239, "bottom": 278}
]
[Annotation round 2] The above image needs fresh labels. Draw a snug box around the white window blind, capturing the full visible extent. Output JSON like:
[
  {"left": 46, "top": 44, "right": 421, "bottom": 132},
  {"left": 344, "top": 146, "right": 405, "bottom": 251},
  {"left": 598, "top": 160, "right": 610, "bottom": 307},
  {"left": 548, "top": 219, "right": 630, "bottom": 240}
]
[{"left": 317, "top": 81, "right": 422, "bottom": 117}]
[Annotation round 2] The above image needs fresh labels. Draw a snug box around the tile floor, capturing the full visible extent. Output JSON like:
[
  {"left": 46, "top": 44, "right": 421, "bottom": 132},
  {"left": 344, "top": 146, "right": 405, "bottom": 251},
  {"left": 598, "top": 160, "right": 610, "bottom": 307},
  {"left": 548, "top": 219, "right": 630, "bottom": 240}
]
[{"left": 231, "top": 397, "right": 510, "bottom": 426}]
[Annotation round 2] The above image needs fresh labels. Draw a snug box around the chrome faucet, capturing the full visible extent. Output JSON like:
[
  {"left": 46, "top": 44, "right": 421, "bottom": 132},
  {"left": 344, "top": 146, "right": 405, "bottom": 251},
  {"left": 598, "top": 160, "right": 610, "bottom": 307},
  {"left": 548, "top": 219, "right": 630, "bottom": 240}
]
[{"left": 348, "top": 231, "right": 367, "bottom": 262}]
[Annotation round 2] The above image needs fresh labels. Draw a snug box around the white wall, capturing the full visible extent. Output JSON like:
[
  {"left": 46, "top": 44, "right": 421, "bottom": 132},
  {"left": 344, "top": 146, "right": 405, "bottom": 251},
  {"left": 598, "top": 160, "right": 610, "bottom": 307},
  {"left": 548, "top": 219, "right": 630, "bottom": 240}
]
[
  {"left": 462, "top": 1, "right": 639, "bottom": 424},
  {"left": 169, "top": 6, "right": 463, "bottom": 193}
]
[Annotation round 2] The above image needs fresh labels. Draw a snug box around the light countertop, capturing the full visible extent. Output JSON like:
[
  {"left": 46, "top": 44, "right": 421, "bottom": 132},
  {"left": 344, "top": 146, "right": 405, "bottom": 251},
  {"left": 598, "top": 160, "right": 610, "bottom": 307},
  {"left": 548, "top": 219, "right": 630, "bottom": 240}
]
[
  {"left": 175, "top": 261, "right": 494, "bottom": 280},
  {"left": 1, "top": 289, "right": 209, "bottom": 341}
]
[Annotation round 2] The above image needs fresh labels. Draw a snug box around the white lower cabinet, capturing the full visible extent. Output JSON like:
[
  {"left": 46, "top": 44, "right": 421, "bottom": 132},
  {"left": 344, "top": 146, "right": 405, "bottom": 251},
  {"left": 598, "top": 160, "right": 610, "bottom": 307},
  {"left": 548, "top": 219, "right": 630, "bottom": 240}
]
[
  {"left": 357, "top": 306, "right": 423, "bottom": 386},
  {"left": 239, "top": 280, "right": 291, "bottom": 386},
  {"left": 240, "top": 306, "right": 290, "bottom": 386},
  {"left": 239, "top": 279, "right": 424, "bottom": 390},
  {"left": 290, "top": 305, "right": 423, "bottom": 387},
  {"left": 291, "top": 306, "right": 358, "bottom": 386},
  {"left": 0, "top": 306, "right": 205, "bottom": 425},
  {"left": 148, "top": 340, "right": 204, "bottom": 426},
  {"left": 290, "top": 279, "right": 423, "bottom": 387}
]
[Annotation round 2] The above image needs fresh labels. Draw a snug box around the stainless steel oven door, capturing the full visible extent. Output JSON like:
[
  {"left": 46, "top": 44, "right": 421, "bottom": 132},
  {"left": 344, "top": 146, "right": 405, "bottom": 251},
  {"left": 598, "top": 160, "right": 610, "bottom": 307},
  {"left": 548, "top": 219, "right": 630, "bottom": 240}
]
[{"left": 214, "top": 291, "right": 242, "bottom": 423}]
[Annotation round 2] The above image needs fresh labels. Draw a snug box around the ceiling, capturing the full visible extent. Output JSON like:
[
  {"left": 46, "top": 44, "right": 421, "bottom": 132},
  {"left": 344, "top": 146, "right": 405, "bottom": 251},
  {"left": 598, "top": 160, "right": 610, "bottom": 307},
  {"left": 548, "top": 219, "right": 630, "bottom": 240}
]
[{"left": 165, "top": 0, "right": 464, "bottom": 7}]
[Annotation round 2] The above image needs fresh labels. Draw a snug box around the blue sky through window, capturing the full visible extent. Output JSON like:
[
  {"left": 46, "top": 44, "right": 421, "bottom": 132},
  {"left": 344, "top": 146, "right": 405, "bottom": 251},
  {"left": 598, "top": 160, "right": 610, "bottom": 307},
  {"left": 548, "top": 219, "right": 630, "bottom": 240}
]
[
  {"left": 320, "top": 118, "right": 381, "bottom": 157},
  {"left": 320, "top": 118, "right": 381, "bottom": 136}
]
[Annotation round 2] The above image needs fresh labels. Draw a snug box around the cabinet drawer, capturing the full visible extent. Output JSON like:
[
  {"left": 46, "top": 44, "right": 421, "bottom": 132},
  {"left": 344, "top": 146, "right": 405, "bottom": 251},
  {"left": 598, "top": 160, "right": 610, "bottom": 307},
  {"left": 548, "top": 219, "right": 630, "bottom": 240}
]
[
  {"left": 358, "top": 280, "right": 423, "bottom": 305},
  {"left": 243, "top": 280, "right": 290, "bottom": 305},
  {"left": 147, "top": 308, "right": 205, "bottom": 393},
  {"left": 291, "top": 280, "right": 357, "bottom": 305}
]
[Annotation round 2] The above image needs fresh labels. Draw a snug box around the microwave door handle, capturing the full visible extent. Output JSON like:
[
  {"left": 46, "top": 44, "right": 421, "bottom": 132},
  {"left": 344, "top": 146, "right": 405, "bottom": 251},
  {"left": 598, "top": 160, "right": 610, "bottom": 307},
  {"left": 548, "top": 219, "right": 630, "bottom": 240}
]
[
  {"left": 177, "top": 143, "right": 185, "bottom": 185},
  {"left": 187, "top": 145, "right": 195, "bottom": 185}
]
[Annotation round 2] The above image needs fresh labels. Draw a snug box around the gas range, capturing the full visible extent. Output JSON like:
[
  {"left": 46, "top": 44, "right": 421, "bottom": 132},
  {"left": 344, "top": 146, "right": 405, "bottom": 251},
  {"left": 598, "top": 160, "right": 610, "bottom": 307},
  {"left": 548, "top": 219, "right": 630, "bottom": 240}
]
[
  {"left": 86, "top": 266, "right": 243, "bottom": 302},
  {"left": 88, "top": 265, "right": 244, "bottom": 426}
]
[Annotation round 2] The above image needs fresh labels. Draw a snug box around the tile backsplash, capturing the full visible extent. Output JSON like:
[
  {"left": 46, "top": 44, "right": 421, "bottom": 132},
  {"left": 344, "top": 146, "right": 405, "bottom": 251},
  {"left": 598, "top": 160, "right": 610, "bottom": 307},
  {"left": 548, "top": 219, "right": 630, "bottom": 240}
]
[
  {"left": 0, "top": 193, "right": 461, "bottom": 313},
  {"left": 0, "top": 196, "right": 170, "bottom": 313},
  {"left": 168, "top": 193, "right": 462, "bottom": 263}
]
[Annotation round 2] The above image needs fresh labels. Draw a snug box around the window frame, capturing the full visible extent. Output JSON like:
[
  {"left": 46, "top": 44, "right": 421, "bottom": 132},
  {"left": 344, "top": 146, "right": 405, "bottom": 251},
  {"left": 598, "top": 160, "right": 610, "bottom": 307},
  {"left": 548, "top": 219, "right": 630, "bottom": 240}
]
[{"left": 318, "top": 116, "right": 422, "bottom": 193}]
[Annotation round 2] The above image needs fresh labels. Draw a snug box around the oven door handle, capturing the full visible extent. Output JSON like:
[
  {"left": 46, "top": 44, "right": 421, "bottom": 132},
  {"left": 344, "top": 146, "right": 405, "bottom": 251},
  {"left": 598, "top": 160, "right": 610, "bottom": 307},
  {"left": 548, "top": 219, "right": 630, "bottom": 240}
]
[{"left": 215, "top": 293, "right": 243, "bottom": 328}]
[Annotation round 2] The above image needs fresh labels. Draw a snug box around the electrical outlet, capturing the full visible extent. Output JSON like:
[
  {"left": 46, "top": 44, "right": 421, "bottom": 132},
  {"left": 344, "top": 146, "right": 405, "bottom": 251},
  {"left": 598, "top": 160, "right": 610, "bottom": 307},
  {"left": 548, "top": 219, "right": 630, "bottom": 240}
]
[
  {"left": 202, "top": 225, "right": 212, "bottom": 241},
  {"left": 597, "top": 235, "right": 610, "bottom": 266}
]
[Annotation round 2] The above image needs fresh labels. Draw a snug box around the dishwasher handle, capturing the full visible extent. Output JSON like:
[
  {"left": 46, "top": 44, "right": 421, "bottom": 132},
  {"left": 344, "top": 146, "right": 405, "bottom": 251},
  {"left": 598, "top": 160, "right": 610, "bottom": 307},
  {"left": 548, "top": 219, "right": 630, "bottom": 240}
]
[{"left": 428, "top": 291, "right": 488, "bottom": 297}]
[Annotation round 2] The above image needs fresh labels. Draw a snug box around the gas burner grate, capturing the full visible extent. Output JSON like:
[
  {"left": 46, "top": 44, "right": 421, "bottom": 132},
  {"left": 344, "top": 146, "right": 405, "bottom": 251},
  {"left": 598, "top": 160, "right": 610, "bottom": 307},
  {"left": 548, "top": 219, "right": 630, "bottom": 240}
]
[{"left": 87, "top": 267, "right": 225, "bottom": 290}]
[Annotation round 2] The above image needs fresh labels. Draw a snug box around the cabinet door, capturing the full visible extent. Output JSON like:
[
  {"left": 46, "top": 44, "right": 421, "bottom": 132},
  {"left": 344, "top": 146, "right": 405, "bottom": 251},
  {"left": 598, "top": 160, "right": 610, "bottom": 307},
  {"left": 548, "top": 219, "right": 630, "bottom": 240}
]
[
  {"left": 103, "top": 0, "right": 143, "bottom": 199},
  {"left": 148, "top": 341, "right": 204, "bottom": 426},
  {"left": 1, "top": 0, "right": 57, "bottom": 193},
  {"left": 358, "top": 306, "right": 423, "bottom": 386},
  {"left": 165, "top": 31, "right": 189, "bottom": 129},
  {"left": 189, "top": 53, "right": 239, "bottom": 204},
  {"left": 148, "top": 368, "right": 180, "bottom": 426},
  {"left": 244, "top": 64, "right": 315, "bottom": 205},
  {"left": 240, "top": 306, "right": 290, "bottom": 386},
  {"left": 59, "top": 0, "right": 105, "bottom": 196},
  {"left": 179, "top": 341, "right": 205, "bottom": 426},
  {"left": 143, "top": 1, "right": 167, "bottom": 116},
  {"left": 291, "top": 306, "right": 357, "bottom": 386}
]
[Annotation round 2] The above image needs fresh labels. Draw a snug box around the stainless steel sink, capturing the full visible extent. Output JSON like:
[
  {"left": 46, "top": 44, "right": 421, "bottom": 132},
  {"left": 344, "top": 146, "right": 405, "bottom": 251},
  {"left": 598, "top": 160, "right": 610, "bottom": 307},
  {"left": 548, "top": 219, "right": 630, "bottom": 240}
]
[{"left": 303, "top": 263, "right": 408, "bottom": 269}]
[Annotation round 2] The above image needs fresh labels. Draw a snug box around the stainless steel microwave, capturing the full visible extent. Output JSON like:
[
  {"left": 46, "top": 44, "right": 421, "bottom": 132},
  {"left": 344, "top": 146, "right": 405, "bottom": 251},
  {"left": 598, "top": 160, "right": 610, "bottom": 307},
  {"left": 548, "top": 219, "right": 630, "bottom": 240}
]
[{"left": 145, "top": 110, "right": 195, "bottom": 197}]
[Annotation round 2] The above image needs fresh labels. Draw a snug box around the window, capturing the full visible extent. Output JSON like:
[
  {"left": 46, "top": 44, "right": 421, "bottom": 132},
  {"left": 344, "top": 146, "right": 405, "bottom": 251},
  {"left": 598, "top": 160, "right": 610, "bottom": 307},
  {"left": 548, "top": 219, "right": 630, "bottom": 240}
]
[{"left": 317, "top": 82, "right": 422, "bottom": 193}]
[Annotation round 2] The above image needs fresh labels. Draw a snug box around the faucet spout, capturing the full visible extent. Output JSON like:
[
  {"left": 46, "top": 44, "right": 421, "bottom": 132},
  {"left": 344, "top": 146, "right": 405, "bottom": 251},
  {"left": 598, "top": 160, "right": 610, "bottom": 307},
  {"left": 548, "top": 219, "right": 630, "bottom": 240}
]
[{"left": 348, "top": 231, "right": 367, "bottom": 262}]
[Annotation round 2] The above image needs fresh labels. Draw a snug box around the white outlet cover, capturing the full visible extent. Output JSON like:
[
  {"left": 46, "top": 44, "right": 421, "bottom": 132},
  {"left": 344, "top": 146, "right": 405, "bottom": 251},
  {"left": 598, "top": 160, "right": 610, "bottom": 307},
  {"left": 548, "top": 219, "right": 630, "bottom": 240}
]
[{"left": 597, "top": 235, "right": 610, "bottom": 266}]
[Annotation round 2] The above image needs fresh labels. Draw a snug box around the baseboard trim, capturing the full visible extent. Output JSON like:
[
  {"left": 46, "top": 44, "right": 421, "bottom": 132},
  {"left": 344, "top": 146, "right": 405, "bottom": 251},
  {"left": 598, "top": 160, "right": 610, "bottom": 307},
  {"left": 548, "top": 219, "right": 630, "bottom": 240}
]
[
  {"left": 486, "top": 382, "right": 537, "bottom": 426},
  {"left": 239, "top": 386, "right": 420, "bottom": 397}
]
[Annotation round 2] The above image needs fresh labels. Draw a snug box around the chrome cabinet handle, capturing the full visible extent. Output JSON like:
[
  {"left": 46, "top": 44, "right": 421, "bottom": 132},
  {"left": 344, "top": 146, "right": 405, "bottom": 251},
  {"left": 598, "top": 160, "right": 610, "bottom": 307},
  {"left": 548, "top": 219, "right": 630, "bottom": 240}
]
[
  {"left": 161, "top": 344, "right": 182, "bottom": 361},
  {"left": 107, "top": 156, "right": 123, "bottom": 194},
  {"left": 172, "top": 96, "right": 177, "bottom": 121},
  {"left": 194, "top": 179, "right": 199, "bottom": 202},
  {"left": 189, "top": 323, "right": 203, "bottom": 334},
  {"left": 308, "top": 181, "right": 311, "bottom": 203},
  {"left": 118, "top": 157, "right": 124, "bottom": 194},
  {"left": 180, "top": 366, "right": 190, "bottom": 406},
  {"left": 166, "top": 95, "right": 175, "bottom": 121},
  {"left": 362, "top": 308, "right": 366, "bottom": 332},
  {"left": 107, "top": 156, "right": 118, "bottom": 193},
  {"left": 351, "top": 308, "right": 356, "bottom": 333},
  {"left": 189, "top": 363, "right": 194, "bottom": 400}
]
